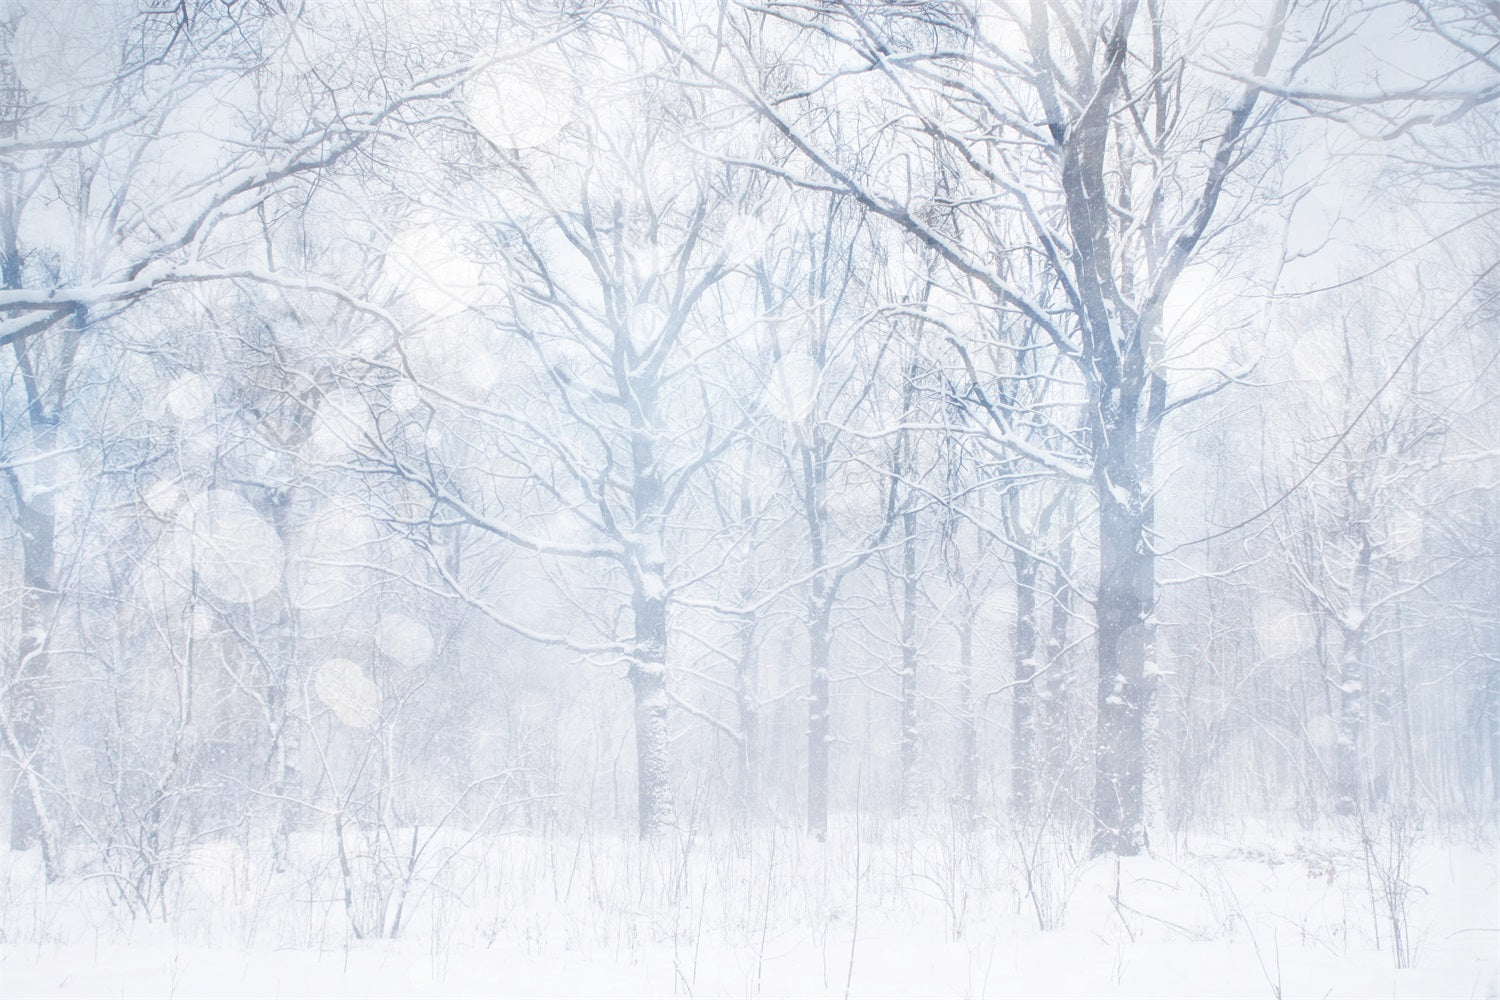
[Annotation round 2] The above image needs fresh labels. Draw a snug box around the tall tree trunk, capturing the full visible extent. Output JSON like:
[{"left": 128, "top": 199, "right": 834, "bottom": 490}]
[
  {"left": 1090, "top": 381, "right": 1157, "bottom": 855},
  {"left": 263, "top": 492, "right": 302, "bottom": 868},
  {"left": 1011, "top": 546, "right": 1039, "bottom": 818},
  {"left": 7, "top": 488, "right": 59, "bottom": 877},
  {"left": 1488, "top": 670, "right": 1500, "bottom": 802},
  {"left": 957, "top": 616, "right": 978, "bottom": 828},
  {"left": 1041, "top": 537, "right": 1074, "bottom": 798},
  {"left": 801, "top": 430, "right": 833, "bottom": 840},
  {"left": 2, "top": 313, "right": 82, "bottom": 881},
  {"left": 1392, "top": 596, "right": 1416, "bottom": 803},
  {"left": 1335, "top": 531, "right": 1372, "bottom": 815},
  {"left": 0, "top": 141, "right": 60, "bottom": 876},
  {"left": 1335, "top": 626, "right": 1367, "bottom": 815},
  {"left": 631, "top": 589, "right": 674, "bottom": 836},
  {"left": 899, "top": 508, "right": 919, "bottom": 814},
  {"left": 733, "top": 611, "right": 759, "bottom": 822},
  {"left": 807, "top": 597, "right": 831, "bottom": 839},
  {"left": 628, "top": 419, "right": 675, "bottom": 838}
]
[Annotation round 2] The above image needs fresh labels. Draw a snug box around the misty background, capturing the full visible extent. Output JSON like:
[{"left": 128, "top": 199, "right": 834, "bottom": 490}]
[{"left": 0, "top": 1, "right": 1495, "bottom": 995}]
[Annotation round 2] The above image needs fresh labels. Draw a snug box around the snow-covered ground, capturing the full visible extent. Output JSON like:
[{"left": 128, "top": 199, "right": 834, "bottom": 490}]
[{"left": 1, "top": 820, "right": 1494, "bottom": 998}]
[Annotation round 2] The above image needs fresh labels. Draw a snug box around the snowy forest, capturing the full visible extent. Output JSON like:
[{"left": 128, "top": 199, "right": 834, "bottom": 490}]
[{"left": 0, "top": 1, "right": 1497, "bottom": 996}]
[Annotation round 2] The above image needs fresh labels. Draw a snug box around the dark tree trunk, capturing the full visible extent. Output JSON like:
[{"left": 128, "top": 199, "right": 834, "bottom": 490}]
[{"left": 1089, "top": 376, "right": 1157, "bottom": 856}]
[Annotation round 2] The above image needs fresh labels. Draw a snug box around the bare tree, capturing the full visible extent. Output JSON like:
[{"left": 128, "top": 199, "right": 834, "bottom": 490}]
[
  {"left": 0, "top": 1, "right": 469, "bottom": 874},
  {"left": 656, "top": 0, "right": 1331, "bottom": 853}
]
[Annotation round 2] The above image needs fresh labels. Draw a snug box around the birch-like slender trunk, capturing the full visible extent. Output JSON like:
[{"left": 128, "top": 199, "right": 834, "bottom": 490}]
[
  {"left": 898, "top": 509, "right": 919, "bottom": 814},
  {"left": 1335, "top": 529, "right": 1373, "bottom": 815},
  {"left": 1011, "top": 546, "right": 1040, "bottom": 818},
  {"left": 629, "top": 425, "right": 675, "bottom": 838}
]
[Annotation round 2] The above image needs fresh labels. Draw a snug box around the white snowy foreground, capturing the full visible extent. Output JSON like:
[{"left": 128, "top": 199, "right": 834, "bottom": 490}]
[{"left": 0, "top": 824, "right": 1494, "bottom": 999}]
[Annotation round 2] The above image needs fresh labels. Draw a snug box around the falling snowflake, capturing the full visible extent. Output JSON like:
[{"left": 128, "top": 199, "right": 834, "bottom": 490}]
[
  {"left": 375, "top": 615, "right": 435, "bottom": 668},
  {"left": 464, "top": 50, "right": 575, "bottom": 150},
  {"left": 164, "top": 374, "right": 214, "bottom": 422},
  {"left": 169, "top": 491, "right": 284, "bottom": 605},
  {"left": 763, "top": 354, "right": 820, "bottom": 423},
  {"left": 383, "top": 225, "right": 485, "bottom": 318},
  {"left": 314, "top": 658, "right": 382, "bottom": 729}
]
